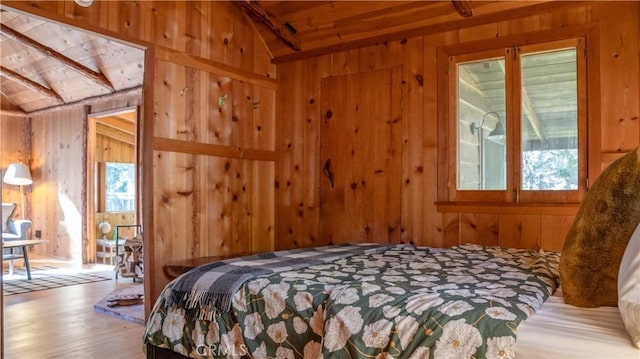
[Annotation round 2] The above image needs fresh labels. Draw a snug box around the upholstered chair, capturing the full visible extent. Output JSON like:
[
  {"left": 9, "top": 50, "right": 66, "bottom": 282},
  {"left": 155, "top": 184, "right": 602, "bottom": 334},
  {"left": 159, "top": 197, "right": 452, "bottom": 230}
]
[{"left": 2, "top": 202, "right": 32, "bottom": 274}]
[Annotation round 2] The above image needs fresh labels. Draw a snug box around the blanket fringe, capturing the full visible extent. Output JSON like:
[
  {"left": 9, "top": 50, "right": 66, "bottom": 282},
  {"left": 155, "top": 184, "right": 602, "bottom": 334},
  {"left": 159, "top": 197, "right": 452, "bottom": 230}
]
[{"left": 166, "top": 290, "right": 231, "bottom": 320}]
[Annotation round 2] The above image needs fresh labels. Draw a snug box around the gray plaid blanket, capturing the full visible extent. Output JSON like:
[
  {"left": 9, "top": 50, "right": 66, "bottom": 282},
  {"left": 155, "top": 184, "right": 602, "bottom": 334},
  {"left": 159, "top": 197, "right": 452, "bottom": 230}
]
[{"left": 165, "top": 243, "right": 391, "bottom": 319}]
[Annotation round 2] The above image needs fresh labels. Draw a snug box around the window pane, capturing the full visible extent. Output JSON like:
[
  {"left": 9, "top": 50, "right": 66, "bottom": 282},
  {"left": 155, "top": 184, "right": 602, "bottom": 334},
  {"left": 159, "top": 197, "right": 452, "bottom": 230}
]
[
  {"left": 457, "top": 58, "right": 506, "bottom": 190},
  {"left": 520, "top": 48, "right": 578, "bottom": 190},
  {"left": 106, "top": 163, "right": 136, "bottom": 212}
]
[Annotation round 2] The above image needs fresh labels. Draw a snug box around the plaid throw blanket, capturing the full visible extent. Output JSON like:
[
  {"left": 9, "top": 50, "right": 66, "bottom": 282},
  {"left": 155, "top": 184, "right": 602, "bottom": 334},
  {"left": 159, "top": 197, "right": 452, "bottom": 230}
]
[{"left": 165, "top": 243, "right": 391, "bottom": 319}]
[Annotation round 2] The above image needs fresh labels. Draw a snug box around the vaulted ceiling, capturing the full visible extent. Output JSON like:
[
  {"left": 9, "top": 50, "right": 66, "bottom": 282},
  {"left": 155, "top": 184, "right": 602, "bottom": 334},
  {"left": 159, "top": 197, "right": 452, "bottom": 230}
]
[
  {"left": 242, "top": 0, "right": 564, "bottom": 63},
  {"left": 0, "top": 7, "right": 144, "bottom": 114},
  {"left": 0, "top": 0, "right": 570, "bottom": 114}
]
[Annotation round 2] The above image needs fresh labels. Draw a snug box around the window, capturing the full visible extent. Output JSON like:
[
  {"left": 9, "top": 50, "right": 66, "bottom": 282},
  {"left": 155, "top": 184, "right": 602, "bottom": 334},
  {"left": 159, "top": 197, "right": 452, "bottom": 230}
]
[
  {"left": 441, "top": 37, "right": 587, "bottom": 204},
  {"left": 104, "top": 162, "right": 136, "bottom": 212}
]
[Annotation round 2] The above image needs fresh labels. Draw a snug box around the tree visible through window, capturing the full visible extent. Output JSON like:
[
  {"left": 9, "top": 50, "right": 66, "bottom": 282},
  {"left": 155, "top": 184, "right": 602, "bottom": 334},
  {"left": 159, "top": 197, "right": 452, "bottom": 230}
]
[
  {"left": 441, "top": 36, "right": 588, "bottom": 204},
  {"left": 105, "top": 163, "right": 135, "bottom": 212}
]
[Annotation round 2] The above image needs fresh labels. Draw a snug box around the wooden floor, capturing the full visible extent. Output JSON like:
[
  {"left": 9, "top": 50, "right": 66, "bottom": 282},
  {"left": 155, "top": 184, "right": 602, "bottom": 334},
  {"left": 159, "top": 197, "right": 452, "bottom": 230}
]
[{"left": 3, "top": 256, "right": 145, "bottom": 359}]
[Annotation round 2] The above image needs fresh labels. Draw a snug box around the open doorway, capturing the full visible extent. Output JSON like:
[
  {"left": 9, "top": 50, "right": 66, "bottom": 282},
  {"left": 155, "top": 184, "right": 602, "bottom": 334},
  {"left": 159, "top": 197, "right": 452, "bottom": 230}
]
[
  {"left": 87, "top": 107, "right": 140, "bottom": 269},
  {"left": 1, "top": 5, "right": 149, "bottom": 355},
  {"left": 0, "top": 6, "right": 145, "bottom": 265}
]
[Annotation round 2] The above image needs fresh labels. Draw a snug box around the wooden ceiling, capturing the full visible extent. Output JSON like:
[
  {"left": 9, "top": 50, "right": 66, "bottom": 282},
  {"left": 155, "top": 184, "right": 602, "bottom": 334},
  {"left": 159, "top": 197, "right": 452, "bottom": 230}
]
[
  {"left": 94, "top": 109, "right": 136, "bottom": 146},
  {"left": 0, "top": 8, "right": 144, "bottom": 114},
  {"left": 0, "top": 1, "right": 575, "bottom": 114},
  {"left": 244, "top": 0, "right": 567, "bottom": 63}
]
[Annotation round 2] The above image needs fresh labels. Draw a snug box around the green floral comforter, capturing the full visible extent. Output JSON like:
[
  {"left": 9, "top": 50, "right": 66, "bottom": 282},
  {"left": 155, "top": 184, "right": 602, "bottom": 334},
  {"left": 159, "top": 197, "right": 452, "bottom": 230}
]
[{"left": 144, "top": 244, "right": 560, "bottom": 359}]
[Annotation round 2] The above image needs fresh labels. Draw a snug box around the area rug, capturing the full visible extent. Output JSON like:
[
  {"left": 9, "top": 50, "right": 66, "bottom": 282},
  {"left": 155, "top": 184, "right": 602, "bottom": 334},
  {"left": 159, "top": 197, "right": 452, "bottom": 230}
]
[
  {"left": 93, "top": 284, "right": 144, "bottom": 325},
  {"left": 3, "top": 265, "right": 113, "bottom": 296}
]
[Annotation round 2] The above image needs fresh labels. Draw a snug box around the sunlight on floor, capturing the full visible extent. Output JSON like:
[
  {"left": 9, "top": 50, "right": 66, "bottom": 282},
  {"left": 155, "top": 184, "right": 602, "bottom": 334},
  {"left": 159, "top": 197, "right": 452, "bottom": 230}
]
[{"left": 2, "top": 253, "right": 116, "bottom": 277}]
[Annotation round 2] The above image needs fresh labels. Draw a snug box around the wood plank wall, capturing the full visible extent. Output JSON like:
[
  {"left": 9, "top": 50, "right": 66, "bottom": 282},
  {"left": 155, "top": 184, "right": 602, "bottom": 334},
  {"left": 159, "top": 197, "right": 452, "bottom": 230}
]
[
  {"left": 276, "top": 2, "right": 640, "bottom": 252},
  {"left": 0, "top": 113, "right": 30, "bottom": 219},
  {"left": 29, "top": 91, "right": 141, "bottom": 262},
  {"left": 147, "top": 3, "right": 276, "bottom": 308},
  {"left": 3, "top": 0, "right": 277, "bottom": 312}
]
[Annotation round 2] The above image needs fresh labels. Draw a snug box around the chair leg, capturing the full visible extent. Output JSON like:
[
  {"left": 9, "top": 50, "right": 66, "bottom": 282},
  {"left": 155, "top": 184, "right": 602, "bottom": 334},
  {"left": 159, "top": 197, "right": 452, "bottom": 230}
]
[{"left": 8, "top": 259, "right": 14, "bottom": 275}]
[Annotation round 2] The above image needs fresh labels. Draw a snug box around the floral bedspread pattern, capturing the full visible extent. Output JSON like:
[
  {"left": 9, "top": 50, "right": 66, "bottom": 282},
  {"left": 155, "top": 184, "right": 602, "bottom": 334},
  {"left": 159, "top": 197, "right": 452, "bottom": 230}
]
[{"left": 144, "top": 244, "right": 560, "bottom": 359}]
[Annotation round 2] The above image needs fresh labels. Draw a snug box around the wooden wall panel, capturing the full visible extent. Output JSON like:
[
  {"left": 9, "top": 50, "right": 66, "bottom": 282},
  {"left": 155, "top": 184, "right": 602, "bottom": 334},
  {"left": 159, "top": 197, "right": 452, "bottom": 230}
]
[
  {"left": 319, "top": 68, "right": 402, "bottom": 244},
  {"left": 498, "top": 214, "right": 541, "bottom": 250},
  {"left": 0, "top": 114, "right": 30, "bottom": 219},
  {"left": 400, "top": 37, "right": 424, "bottom": 244},
  {"left": 276, "top": 2, "right": 640, "bottom": 252},
  {"left": 459, "top": 213, "right": 499, "bottom": 246},
  {"left": 302, "top": 55, "right": 332, "bottom": 248},
  {"left": 94, "top": 212, "right": 136, "bottom": 240},
  {"left": 30, "top": 108, "right": 84, "bottom": 261},
  {"left": 540, "top": 215, "right": 574, "bottom": 252},
  {"left": 421, "top": 31, "right": 459, "bottom": 248},
  {"left": 94, "top": 135, "right": 134, "bottom": 163},
  {"left": 593, "top": 2, "right": 640, "bottom": 153},
  {"left": 252, "top": 161, "right": 275, "bottom": 254}
]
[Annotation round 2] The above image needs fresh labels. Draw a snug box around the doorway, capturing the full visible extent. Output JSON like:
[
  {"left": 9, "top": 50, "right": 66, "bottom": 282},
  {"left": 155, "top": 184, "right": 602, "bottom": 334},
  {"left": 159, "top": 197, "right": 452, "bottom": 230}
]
[{"left": 87, "top": 108, "right": 139, "bottom": 266}]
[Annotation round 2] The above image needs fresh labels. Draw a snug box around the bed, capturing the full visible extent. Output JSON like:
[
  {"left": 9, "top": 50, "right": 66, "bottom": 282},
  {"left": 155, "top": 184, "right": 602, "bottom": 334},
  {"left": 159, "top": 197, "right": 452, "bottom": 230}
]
[
  {"left": 516, "top": 288, "right": 639, "bottom": 358},
  {"left": 142, "top": 242, "right": 637, "bottom": 359}
]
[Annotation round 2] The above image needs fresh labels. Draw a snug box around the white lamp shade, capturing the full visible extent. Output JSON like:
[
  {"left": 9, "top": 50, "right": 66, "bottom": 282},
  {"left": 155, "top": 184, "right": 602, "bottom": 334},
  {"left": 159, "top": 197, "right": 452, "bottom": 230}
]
[{"left": 3, "top": 163, "right": 33, "bottom": 185}]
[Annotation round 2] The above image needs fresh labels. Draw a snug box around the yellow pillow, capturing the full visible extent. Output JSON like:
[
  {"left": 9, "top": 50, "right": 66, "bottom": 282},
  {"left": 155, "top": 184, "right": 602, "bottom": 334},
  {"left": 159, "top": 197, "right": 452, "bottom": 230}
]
[{"left": 559, "top": 147, "right": 640, "bottom": 307}]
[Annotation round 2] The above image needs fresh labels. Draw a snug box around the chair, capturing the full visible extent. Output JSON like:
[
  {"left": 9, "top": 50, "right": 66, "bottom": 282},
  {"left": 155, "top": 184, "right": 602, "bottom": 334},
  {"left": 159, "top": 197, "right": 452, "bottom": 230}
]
[
  {"left": 2, "top": 202, "right": 32, "bottom": 274},
  {"left": 96, "top": 238, "right": 124, "bottom": 265}
]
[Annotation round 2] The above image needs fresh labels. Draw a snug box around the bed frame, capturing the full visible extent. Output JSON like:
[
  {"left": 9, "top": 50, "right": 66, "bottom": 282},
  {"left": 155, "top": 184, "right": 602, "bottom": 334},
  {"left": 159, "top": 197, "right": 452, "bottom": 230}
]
[{"left": 146, "top": 344, "right": 189, "bottom": 359}]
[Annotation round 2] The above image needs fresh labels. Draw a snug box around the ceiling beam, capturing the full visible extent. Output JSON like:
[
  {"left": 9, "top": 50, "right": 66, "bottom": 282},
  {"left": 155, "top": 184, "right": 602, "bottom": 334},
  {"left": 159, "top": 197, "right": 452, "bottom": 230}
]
[
  {"left": 272, "top": 1, "right": 583, "bottom": 64},
  {"left": 497, "top": 62, "right": 547, "bottom": 144},
  {"left": 25, "top": 86, "right": 141, "bottom": 115},
  {"left": 520, "top": 86, "right": 548, "bottom": 144},
  {"left": 96, "top": 123, "right": 135, "bottom": 145},
  {"left": 0, "top": 89, "right": 24, "bottom": 113},
  {"left": 0, "top": 23, "right": 115, "bottom": 92},
  {"left": 113, "top": 111, "right": 136, "bottom": 124},
  {"left": 236, "top": 0, "right": 301, "bottom": 51},
  {"left": 452, "top": 1, "right": 473, "bottom": 17},
  {"left": 96, "top": 116, "right": 135, "bottom": 135},
  {"left": 0, "top": 108, "right": 27, "bottom": 117},
  {"left": 0, "top": 66, "right": 64, "bottom": 104}
]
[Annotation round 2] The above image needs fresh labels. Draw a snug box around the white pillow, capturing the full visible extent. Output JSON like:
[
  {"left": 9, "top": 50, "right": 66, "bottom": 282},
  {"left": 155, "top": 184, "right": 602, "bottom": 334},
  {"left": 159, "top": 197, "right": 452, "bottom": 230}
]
[{"left": 618, "top": 222, "right": 640, "bottom": 348}]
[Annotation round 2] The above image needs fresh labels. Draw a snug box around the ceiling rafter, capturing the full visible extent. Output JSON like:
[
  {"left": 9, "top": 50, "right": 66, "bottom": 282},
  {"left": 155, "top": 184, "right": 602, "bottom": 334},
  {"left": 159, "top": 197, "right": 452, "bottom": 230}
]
[
  {"left": 236, "top": 0, "right": 301, "bottom": 51},
  {"left": 0, "top": 23, "right": 116, "bottom": 92},
  {"left": 96, "top": 116, "right": 135, "bottom": 135},
  {"left": 96, "top": 123, "right": 135, "bottom": 145},
  {"left": 0, "top": 65, "right": 64, "bottom": 104},
  {"left": 496, "top": 61, "right": 548, "bottom": 143},
  {"left": 113, "top": 112, "right": 136, "bottom": 124},
  {"left": 452, "top": 1, "right": 473, "bottom": 17},
  {"left": 0, "top": 89, "right": 22, "bottom": 109}
]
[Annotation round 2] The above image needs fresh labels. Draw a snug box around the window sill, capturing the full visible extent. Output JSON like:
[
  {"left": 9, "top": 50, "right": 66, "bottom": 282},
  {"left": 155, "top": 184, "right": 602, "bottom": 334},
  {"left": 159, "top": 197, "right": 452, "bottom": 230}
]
[{"left": 436, "top": 202, "right": 580, "bottom": 216}]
